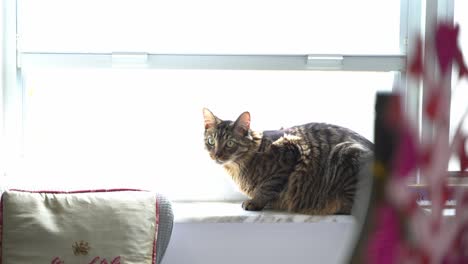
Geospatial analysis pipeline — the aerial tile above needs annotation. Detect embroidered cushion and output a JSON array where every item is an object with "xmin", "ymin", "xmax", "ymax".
[{"xmin": 0, "ymin": 189, "xmax": 160, "ymax": 264}]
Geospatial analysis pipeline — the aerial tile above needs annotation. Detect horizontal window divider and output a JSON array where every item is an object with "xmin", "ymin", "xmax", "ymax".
[{"xmin": 19, "ymin": 52, "xmax": 406, "ymax": 72}]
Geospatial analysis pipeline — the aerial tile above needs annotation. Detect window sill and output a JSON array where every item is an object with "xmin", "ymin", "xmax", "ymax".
[
  {"xmin": 166, "ymin": 202, "xmax": 358, "ymax": 264},
  {"xmin": 171, "ymin": 201, "xmax": 357, "ymax": 224}
]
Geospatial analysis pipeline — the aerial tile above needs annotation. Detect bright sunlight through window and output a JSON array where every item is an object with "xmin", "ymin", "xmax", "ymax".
[{"xmin": 6, "ymin": 0, "xmax": 401, "ymax": 200}]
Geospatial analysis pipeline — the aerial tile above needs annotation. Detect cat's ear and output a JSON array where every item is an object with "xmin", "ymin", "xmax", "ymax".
[
  {"xmin": 203, "ymin": 108, "xmax": 220, "ymax": 130},
  {"xmin": 233, "ymin": 111, "xmax": 250, "ymax": 136}
]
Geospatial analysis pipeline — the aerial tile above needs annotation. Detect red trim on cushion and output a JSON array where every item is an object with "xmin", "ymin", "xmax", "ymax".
[
  {"xmin": 152, "ymin": 195, "xmax": 160, "ymax": 264},
  {"xmin": 8, "ymin": 188, "xmax": 147, "ymax": 194}
]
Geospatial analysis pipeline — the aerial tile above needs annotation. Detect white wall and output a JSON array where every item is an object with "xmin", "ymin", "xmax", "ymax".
[{"xmin": 163, "ymin": 222, "xmax": 356, "ymax": 264}]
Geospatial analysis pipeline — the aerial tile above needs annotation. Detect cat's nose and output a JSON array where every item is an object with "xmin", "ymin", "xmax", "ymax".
[{"xmin": 214, "ymin": 152, "xmax": 224, "ymax": 163}]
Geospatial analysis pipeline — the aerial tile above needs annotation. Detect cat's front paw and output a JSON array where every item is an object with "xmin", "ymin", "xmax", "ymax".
[{"xmin": 242, "ymin": 199, "xmax": 264, "ymax": 211}]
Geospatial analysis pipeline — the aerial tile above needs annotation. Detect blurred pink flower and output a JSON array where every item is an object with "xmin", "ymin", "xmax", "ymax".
[
  {"xmin": 394, "ymin": 126, "xmax": 419, "ymax": 178},
  {"xmin": 409, "ymin": 37, "xmax": 424, "ymax": 79},
  {"xmin": 435, "ymin": 23, "xmax": 460, "ymax": 74},
  {"xmin": 435, "ymin": 22, "xmax": 468, "ymax": 79},
  {"xmin": 425, "ymin": 89, "xmax": 443, "ymax": 121},
  {"xmin": 367, "ymin": 205, "xmax": 401, "ymax": 264},
  {"xmin": 457, "ymin": 135, "xmax": 468, "ymax": 171}
]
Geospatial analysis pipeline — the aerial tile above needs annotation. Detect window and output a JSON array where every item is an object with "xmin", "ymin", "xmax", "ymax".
[
  {"xmin": 18, "ymin": 0, "xmax": 401, "ymax": 54},
  {"xmin": 3, "ymin": 0, "xmax": 410, "ymax": 200},
  {"xmin": 14, "ymin": 69, "xmax": 394, "ymax": 200}
]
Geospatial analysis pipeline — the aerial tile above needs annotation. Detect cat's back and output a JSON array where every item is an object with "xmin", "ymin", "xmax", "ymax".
[{"xmin": 274, "ymin": 122, "xmax": 373, "ymax": 150}]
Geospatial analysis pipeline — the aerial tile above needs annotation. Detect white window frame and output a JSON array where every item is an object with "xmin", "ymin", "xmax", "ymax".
[{"xmin": 421, "ymin": 0, "xmax": 454, "ymax": 142}]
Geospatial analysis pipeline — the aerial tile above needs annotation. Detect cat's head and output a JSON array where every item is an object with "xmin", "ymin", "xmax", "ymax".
[{"xmin": 203, "ymin": 108, "xmax": 254, "ymax": 164}]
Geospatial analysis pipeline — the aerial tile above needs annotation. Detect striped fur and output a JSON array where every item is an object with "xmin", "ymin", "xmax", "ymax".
[{"xmin": 203, "ymin": 108, "xmax": 373, "ymax": 215}]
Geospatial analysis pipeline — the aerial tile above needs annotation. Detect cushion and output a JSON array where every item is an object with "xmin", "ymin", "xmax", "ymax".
[{"xmin": 0, "ymin": 189, "xmax": 160, "ymax": 264}]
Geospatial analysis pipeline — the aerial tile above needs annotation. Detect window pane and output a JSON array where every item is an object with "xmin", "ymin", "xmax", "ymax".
[
  {"xmin": 449, "ymin": 0, "xmax": 468, "ymax": 171},
  {"xmin": 18, "ymin": 0, "xmax": 401, "ymax": 54},
  {"xmin": 11, "ymin": 69, "xmax": 393, "ymax": 200}
]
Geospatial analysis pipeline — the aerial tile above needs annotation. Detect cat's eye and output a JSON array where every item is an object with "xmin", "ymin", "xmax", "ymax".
[
  {"xmin": 226, "ymin": 140, "xmax": 235, "ymax": 148},
  {"xmin": 207, "ymin": 136, "xmax": 215, "ymax": 146}
]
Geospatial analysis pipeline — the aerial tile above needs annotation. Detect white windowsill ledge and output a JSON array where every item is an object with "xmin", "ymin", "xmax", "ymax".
[{"xmin": 171, "ymin": 202, "xmax": 357, "ymax": 224}]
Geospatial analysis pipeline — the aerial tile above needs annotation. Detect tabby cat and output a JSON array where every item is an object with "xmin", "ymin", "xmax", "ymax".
[{"xmin": 203, "ymin": 108, "xmax": 373, "ymax": 215}]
